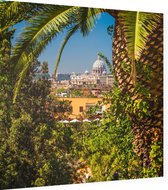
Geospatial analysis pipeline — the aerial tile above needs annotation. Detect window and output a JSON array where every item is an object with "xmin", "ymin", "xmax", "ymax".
[{"xmin": 79, "ymin": 106, "xmax": 83, "ymax": 112}]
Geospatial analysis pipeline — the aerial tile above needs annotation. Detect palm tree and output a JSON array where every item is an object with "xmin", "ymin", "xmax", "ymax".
[
  {"xmin": 108, "ymin": 10, "xmax": 163, "ymax": 173},
  {"xmin": 99, "ymin": 9, "xmax": 163, "ymax": 172},
  {"xmin": 10, "ymin": 3, "xmax": 163, "ymax": 175}
]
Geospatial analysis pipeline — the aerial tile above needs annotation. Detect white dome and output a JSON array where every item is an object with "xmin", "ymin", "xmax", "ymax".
[
  {"xmin": 93, "ymin": 60, "xmax": 106, "ymax": 70},
  {"xmin": 84, "ymin": 70, "xmax": 89, "ymax": 74},
  {"xmin": 71, "ymin": 72, "xmax": 76, "ymax": 75},
  {"xmin": 92, "ymin": 55, "xmax": 106, "ymax": 75}
]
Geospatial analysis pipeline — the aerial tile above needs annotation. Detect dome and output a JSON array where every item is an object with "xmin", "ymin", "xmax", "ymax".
[
  {"xmin": 71, "ymin": 72, "xmax": 76, "ymax": 76},
  {"xmin": 84, "ymin": 70, "xmax": 89, "ymax": 75},
  {"xmin": 92, "ymin": 55, "xmax": 106, "ymax": 75},
  {"xmin": 93, "ymin": 60, "xmax": 106, "ymax": 69}
]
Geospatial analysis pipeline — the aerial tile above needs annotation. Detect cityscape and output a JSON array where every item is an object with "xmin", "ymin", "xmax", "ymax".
[{"xmin": 48, "ymin": 54, "xmax": 113, "ymax": 120}]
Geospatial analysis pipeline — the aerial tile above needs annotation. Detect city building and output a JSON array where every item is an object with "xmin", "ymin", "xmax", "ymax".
[
  {"xmin": 58, "ymin": 97, "xmax": 109, "ymax": 119},
  {"xmin": 70, "ymin": 54, "xmax": 114, "ymax": 87}
]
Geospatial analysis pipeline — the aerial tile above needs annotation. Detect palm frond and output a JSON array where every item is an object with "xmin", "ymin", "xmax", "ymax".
[
  {"xmin": 13, "ymin": 27, "xmax": 60, "ymax": 103},
  {"xmin": 12, "ymin": 6, "xmax": 79, "ymax": 102},
  {"xmin": 54, "ymin": 25, "xmax": 79, "ymax": 77},
  {"xmin": 54, "ymin": 7, "xmax": 102, "ymax": 76},
  {"xmin": 119, "ymin": 11, "xmax": 160, "ymax": 60},
  {"xmin": 12, "ymin": 6, "xmax": 76, "ymax": 70},
  {"xmin": 0, "ymin": 1, "xmax": 9, "ymax": 19},
  {"xmin": 0, "ymin": 2, "xmax": 49, "ymax": 32},
  {"xmin": 118, "ymin": 11, "xmax": 160, "ymax": 85},
  {"xmin": 0, "ymin": 1, "xmax": 23, "ymax": 30},
  {"xmin": 0, "ymin": 1, "xmax": 21, "ymax": 19},
  {"xmin": 77, "ymin": 7, "xmax": 102, "ymax": 36},
  {"xmin": 13, "ymin": 58, "xmax": 30, "ymax": 103}
]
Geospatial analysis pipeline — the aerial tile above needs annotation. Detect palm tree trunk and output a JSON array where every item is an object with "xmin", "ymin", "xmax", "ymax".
[
  {"xmin": 108, "ymin": 10, "xmax": 163, "ymax": 174},
  {"xmin": 133, "ymin": 15, "xmax": 163, "ymax": 174}
]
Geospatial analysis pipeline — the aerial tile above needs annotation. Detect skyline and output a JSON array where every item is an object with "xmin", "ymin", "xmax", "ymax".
[{"xmin": 13, "ymin": 12, "xmax": 115, "ymax": 74}]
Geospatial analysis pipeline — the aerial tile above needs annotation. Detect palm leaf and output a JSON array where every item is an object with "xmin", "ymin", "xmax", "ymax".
[
  {"xmin": 12, "ymin": 6, "xmax": 79, "ymax": 102},
  {"xmin": 119, "ymin": 11, "xmax": 160, "ymax": 85},
  {"xmin": 78, "ymin": 7, "xmax": 102, "ymax": 36},
  {"xmin": 54, "ymin": 8, "xmax": 102, "ymax": 76},
  {"xmin": 0, "ymin": 2, "xmax": 49, "ymax": 32},
  {"xmin": 12, "ymin": 6, "xmax": 76, "ymax": 69},
  {"xmin": 0, "ymin": 1, "xmax": 21, "ymax": 20},
  {"xmin": 0, "ymin": 1, "xmax": 25, "ymax": 30},
  {"xmin": 54, "ymin": 25, "xmax": 79, "ymax": 77},
  {"xmin": 13, "ymin": 27, "xmax": 60, "ymax": 102}
]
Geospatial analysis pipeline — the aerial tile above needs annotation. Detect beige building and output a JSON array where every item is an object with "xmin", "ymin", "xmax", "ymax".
[
  {"xmin": 100, "ymin": 75, "xmax": 114, "ymax": 86},
  {"xmin": 58, "ymin": 97, "xmax": 109, "ymax": 119}
]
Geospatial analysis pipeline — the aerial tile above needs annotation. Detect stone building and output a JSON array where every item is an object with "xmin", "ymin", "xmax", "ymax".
[{"xmin": 70, "ymin": 54, "xmax": 113, "ymax": 87}]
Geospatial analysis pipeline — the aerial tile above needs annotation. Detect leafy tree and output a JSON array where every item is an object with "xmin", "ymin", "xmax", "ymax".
[
  {"xmin": 0, "ymin": 5, "xmax": 54, "ymax": 187},
  {"xmin": 13, "ymin": 60, "xmax": 52, "ymax": 124},
  {"xmin": 41, "ymin": 61, "xmax": 49, "ymax": 74},
  {"xmin": 70, "ymin": 89, "xmax": 83, "ymax": 97},
  {"xmin": 0, "ymin": 60, "xmax": 74, "ymax": 189},
  {"xmin": 32, "ymin": 122, "xmax": 73, "ymax": 186},
  {"xmin": 47, "ymin": 98, "xmax": 72, "ymax": 120}
]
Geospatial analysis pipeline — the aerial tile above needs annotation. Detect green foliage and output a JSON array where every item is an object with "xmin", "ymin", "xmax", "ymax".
[
  {"xmin": 70, "ymin": 89, "xmax": 83, "ymax": 97},
  {"xmin": 121, "ymin": 60, "xmax": 131, "ymax": 73},
  {"xmin": 48, "ymin": 98, "xmax": 72, "ymax": 120},
  {"xmin": 98, "ymin": 52, "xmax": 113, "ymax": 74},
  {"xmin": 0, "ymin": 60, "xmax": 73, "ymax": 189},
  {"xmin": 84, "ymin": 103, "xmax": 102, "ymax": 119},
  {"xmin": 70, "ymin": 83, "xmax": 143, "ymax": 182},
  {"xmin": 142, "ymin": 141, "xmax": 163, "ymax": 177},
  {"xmin": 55, "ymin": 88, "xmax": 66, "ymax": 94},
  {"xmin": 70, "ymin": 61, "xmax": 163, "ymax": 181},
  {"xmin": 32, "ymin": 122, "xmax": 73, "ymax": 186}
]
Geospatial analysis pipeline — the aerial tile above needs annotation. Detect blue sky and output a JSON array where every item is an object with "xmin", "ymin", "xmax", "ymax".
[{"xmin": 13, "ymin": 12, "xmax": 115, "ymax": 74}]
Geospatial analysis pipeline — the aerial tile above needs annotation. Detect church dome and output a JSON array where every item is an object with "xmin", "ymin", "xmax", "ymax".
[
  {"xmin": 92, "ymin": 54, "xmax": 106, "ymax": 75},
  {"xmin": 84, "ymin": 70, "xmax": 89, "ymax": 75}
]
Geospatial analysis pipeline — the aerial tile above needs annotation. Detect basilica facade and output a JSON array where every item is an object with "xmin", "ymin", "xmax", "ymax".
[{"xmin": 70, "ymin": 54, "xmax": 113, "ymax": 86}]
